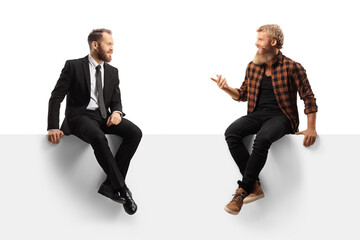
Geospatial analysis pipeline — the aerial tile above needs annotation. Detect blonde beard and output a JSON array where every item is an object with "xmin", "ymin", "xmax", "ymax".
[{"xmin": 253, "ymin": 48, "xmax": 277, "ymax": 65}]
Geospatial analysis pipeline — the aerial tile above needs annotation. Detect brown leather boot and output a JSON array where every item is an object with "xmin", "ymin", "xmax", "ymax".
[
  {"xmin": 224, "ymin": 188, "xmax": 248, "ymax": 215},
  {"xmin": 243, "ymin": 180, "xmax": 264, "ymax": 204}
]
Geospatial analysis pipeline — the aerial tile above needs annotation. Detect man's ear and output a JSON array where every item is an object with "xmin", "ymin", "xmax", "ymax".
[
  {"xmin": 91, "ymin": 41, "xmax": 98, "ymax": 50},
  {"xmin": 271, "ymin": 39, "xmax": 277, "ymax": 47}
]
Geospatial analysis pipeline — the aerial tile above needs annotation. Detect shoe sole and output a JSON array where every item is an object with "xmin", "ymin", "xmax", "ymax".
[
  {"xmin": 243, "ymin": 194, "xmax": 264, "ymax": 204},
  {"xmin": 98, "ymin": 189, "xmax": 126, "ymax": 204},
  {"xmin": 224, "ymin": 206, "xmax": 240, "ymax": 215}
]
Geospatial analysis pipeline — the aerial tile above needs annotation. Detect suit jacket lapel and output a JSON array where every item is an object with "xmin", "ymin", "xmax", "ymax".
[{"xmin": 82, "ymin": 56, "xmax": 91, "ymax": 93}]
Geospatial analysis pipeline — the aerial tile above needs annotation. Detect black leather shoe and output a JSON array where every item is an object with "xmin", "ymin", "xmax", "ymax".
[
  {"xmin": 120, "ymin": 186, "xmax": 137, "ymax": 215},
  {"xmin": 98, "ymin": 183, "xmax": 126, "ymax": 204}
]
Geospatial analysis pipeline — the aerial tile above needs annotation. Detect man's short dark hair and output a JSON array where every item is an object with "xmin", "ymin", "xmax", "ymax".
[{"xmin": 87, "ymin": 28, "xmax": 112, "ymax": 50}]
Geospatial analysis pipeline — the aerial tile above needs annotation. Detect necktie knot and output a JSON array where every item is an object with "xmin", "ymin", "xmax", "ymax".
[{"xmin": 96, "ymin": 65, "xmax": 101, "ymax": 71}]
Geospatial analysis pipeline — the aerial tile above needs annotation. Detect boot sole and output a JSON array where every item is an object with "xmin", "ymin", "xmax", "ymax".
[
  {"xmin": 243, "ymin": 194, "xmax": 264, "ymax": 204},
  {"xmin": 224, "ymin": 206, "xmax": 240, "ymax": 215}
]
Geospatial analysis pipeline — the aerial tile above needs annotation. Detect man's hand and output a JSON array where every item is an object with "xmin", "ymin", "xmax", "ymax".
[
  {"xmin": 48, "ymin": 129, "xmax": 64, "ymax": 144},
  {"xmin": 107, "ymin": 112, "xmax": 122, "ymax": 127},
  {"xmin": 296, "ymin": 128, "xmax": 317, "ymax": 147},
  {"xmin": 210, "ymin": 74, "xmax": 229, "ymax": 90},
  {"xmin": 297, "ymin": 112, "xmax": 317, "ymax": 147},
  {"xmin": 210, "ymin": 74, "xmax": 240, "ymax": 100}
]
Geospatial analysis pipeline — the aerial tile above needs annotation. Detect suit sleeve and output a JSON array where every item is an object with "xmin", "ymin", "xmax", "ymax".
[
  {"xmin": 110, "ymin": 68, "xmax": 125, "ymax": 117},
  {"xmin": 47, "ymin": 61, "xmax": 72, "ymax": 130}
]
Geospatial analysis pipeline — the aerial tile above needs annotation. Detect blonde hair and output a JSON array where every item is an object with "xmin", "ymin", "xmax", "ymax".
[{"xmin": 257, "ymin": 24, "xmax": 284, "ymax": 49}]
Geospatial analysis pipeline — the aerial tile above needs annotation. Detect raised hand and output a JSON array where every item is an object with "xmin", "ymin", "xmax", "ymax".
[{"xmin": 210, "ymin": 74, "xmax": 229, "ymax": 90}]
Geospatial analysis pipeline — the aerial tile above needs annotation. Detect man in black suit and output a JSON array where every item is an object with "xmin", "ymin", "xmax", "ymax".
[{"xmin": 47, "ymin": 28, "xmax": 142, "ymax": 215}]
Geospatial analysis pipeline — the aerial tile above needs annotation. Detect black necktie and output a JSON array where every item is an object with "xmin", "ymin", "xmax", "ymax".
[{"xmin": 96, "ymin": 65, "xmax": 107, "ymax": 119}]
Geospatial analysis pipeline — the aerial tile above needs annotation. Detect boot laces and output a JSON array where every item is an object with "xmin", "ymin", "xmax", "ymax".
[{"xmin": 231, "ymin": 191, "xmax": 246, "ymax": 203}]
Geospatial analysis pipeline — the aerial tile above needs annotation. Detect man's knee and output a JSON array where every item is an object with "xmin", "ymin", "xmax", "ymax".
[
  {"xmin": 91, "ymin": 132, "xmax": 108, "ymax": 145},
  {"xmin": 253, "ymin": 134, "xmax": 272, "ymax": 151},
  {"xmin": 224, "ymin": 124, "xmax": 235, "ymax": 139},
  {"xmin": 126, "ymin": 124, "xmax": 142, "ymax": 143},
  {"xmin": 224, "ymin": 122, "xmax": 245, "ymax": 141},
  {"xmin": 225, "ymin": 125, "xmax": 244, "ymax": 151},
  {"xmin": 133, "ymin": 126, "xmax": 142, "ymax": 142},
  {"xmin": 74, "ymin": 125, "xmax": 107, "ymax": 144}
]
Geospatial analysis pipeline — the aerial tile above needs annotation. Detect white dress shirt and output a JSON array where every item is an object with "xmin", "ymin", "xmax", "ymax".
[
  {"xmin": 86, "ymin": 55, "xmax": 122, "ymax": 117},
  {"xmin": 87, "ymin": 55, "xmax": 105, "ymax": 110}
]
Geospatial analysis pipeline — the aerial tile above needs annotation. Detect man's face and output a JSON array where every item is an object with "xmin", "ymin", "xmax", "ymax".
[
  {"xmin": 253, "ymin": 31, "xmax": 277, "ymax": 65},
  {"xmin": 97, "ymin": 32, "xmax": 114, "ymax": 62},
  {"xmin": 255, "ymin": 31, "xmax": 272, "ymax": 53}
]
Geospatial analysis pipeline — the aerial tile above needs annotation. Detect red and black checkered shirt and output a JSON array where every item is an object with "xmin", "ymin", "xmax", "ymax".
[{"xmin": 236, "ymin": 51, "xmax": 318, "ymax": 132}]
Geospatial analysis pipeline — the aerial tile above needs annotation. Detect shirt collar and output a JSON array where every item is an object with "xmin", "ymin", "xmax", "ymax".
[
  {"xmin": 274, "ymin": 51, "xmax": 284, "ymax": 65},
  {"xmin": 88, "ymin": 54, "xmax": 104, "ymax": 69}
]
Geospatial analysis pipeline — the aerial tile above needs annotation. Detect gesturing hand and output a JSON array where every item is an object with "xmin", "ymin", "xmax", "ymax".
[
  {"xmin": 296, "ymin": 128, "xmax": 317, "ymax": 147},
  {"xmin": 48, "ymin": 129, "xmax": 64, "ymax": 144},
  {"xmin": 210, "ymin": 74, "xmax": 229, "ymax": 90},
  {"xmin": 107, "ymin": 112, "xmax": 122, "ymax": 127}
]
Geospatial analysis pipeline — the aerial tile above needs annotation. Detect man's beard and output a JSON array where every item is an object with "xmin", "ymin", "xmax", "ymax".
[
  {"xmin": 97, "ymin": 46, "xmax": 112, "ymax": 62},
  {"xmin": 253, "ymin": 46, "xmax": 277, "ymax": 65}
]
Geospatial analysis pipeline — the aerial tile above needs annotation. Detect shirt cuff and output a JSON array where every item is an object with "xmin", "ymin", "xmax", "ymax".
[
  {"xmin": 112, "ymin": 111, "xmax": 124, "ymax": 117},
  {"xmin": 232, "ymin": 89, "xmax": 242, "ymax": 101}
]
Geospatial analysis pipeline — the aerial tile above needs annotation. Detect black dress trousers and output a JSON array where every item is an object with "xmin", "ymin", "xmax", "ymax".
[{"xmin": 71, "ymin": 110, "xmax": 142, "ymax": 191}]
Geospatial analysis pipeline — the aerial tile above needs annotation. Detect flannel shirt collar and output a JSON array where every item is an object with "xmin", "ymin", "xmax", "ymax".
[{"xmin": 273, "ymin": 50, "xmax": 284, "ymax": 66}]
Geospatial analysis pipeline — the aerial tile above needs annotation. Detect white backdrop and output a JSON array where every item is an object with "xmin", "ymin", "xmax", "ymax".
[{"xmin": 1, "ymin": 0, "xmax": 359, "ymax": 134}]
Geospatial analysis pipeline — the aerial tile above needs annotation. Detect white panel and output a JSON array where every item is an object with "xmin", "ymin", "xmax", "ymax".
[{"xmin": 0, "ymin": 134, "xmax": 358, "ymax": 239}]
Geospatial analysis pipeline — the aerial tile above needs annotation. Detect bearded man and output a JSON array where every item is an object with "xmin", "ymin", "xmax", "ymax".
[
  {"xmin": 211, "ymin": 24, "xmax": 318, "ymax": 215},
  {"xmin": 47, "ymin": 29, "xmax": 142, "ymax": 215}
]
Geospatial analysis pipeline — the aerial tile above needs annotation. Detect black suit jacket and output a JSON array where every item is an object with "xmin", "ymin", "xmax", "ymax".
[{"xmin": 48, "ymin": 55, "xmax": 124, "ymax": 135}]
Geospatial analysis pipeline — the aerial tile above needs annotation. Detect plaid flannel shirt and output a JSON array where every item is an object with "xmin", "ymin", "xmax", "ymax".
[{"xmin": 236, "ymin": 51, "xmax": 318, "ymax": 133}]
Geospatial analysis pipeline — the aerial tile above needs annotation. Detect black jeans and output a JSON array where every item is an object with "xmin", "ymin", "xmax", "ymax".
[
  {"xmin": 72, "ymin": 110, "xmax": 142, "ymax": 191},
  {"xmin": 224, "ymin": 110, "xmax": 292, "ymax": 193}
]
